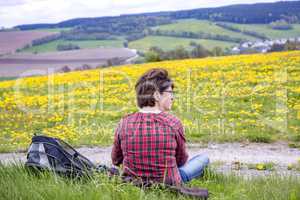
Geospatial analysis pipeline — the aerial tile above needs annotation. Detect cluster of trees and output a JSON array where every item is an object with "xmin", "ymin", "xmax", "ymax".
[
  {"xmin": 106, "ymin": 57, "xmax": 126, "ymax": 67},
  {"xmin": 31, "ymin": 34, "xmax": 61, "ymax": 46},
  {"xmin": 60, "ymin": 31, "xmax": 117, "ymax": 40},
  {"xmin": 56, "ymin": 43, "xmax": 80, "ymax": 51},
  {"xmin": 215, "ymin": 23, "xmax": 268, "ymax": 40},
  {"xmin": 280, "ymin": 15, "xmax": 299, "ymax": 24},
  {"xmin": 170, "ymin": 1, "xmax": 300, "ymax": 24},
  {"xmin": 58, "ymin": 64, "xmax": 94, "ymax": 73},
  {"xmin": 16, "ymin": 16, "xmax": 173, "ymax": 49},
  {"xmin": 143, "ymin": 43, "xmax": 226, "ymax": 62},
  {"xmin": 57, "ymin": 16, "xmax": 172, "ymax": 39},
  {"xmin": 16, "ymin": 33, "xmax": 61, "ymax": 51},
  {"xmin": 269, "ymin": 20, "xmax": 293, "ymax": 30},
  {"xmin": 269, "ymin": 40, "xmax": 300, "ymax": 52},
  {"xmin": 17, "ymin": 16, "xmax": 173, "ymax": 32},
  {"xmin": 125, "ymin": 33, "xmax": 147, "ymax": 42},
  {"xmin": 32, "ymin": 16, "xmax": 172, "ymax": 43},
  {"xmin": 57, "ymin": 57, "xmax": 125, "ymax": 73},
  {"xmin": 148, "ymin": 29, "xmax": 245, "ymax": 43}
]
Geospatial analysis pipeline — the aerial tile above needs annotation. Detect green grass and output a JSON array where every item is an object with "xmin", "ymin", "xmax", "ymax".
[
  {"xmin": 245, "ymin": 131, "xmax": 273, "ymax": 143},
  {"xmin": 225, "ymin": 22, "xmax": 300, "ymax": 39},
  {"xmin": 287, "ymin": 160, "xmax": 300, "ymax": 171},
  {"xmin": 128, "ymin": 36, "xmax": 236, "ymax": 52},
  {"xmin": 0, "ymin": 164, "xmax": 299, "ymax": 200},
  {"xmin": 21, "ymin": 39, "xmax": 125, "ymax": 53},
  {"xmin": 153, "ymin": 19, "xmax": 258, "ymax": 41}
]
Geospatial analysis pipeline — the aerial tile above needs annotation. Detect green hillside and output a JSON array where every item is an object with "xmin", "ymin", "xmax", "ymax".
[
  {"xmin": 153, "ymin": 19, "xmax": 258, "ymax": 41},
  {"xmin": 21, "ymin": 19, "xmax": 300, "ymax": 54},
  {"xmin": 21, "ymin": 39, "xmax": 125, "ymax": 53},
  {"xmin": 224, "ymin": 22, "xmax": 300, "ymax": 39},
  {"xmin": 129, "ymin": 36, "xmax": 235, "ymax": 52}
]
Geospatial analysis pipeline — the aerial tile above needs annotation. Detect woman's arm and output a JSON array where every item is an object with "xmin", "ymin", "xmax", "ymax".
[
  {"xmin": 111, "ymin": 119, "xmax": 124, "ymax": 166},
  {"xmin": 175, "ymin": 122, "xmax": 189, "ymax": 167}
]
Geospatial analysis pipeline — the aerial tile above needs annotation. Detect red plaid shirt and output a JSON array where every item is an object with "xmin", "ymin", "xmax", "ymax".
[{"xmin": 111, "ymin": 111, "xmax": 188, "ymax": 186}]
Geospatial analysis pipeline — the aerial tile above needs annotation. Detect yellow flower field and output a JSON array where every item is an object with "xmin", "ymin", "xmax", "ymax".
[{"xmin": 0, "ymin": 51, "xmax": 299, "ymax": 152}]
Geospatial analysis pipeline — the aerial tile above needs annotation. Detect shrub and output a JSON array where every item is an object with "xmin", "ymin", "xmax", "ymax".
[
  {"xmin": 57, "ymin": 43, "xmax": 80, "ymax": 51},
  {"xmin": 246, "ymin": 132, "xmax": 273, "ymax": 143}
]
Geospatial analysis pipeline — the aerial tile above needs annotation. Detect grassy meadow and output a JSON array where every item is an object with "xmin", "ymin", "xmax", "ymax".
[
  {"xmin": 225, "ymin": 22, "xmax": 300, "ymax": 40},
  {"xmin": 21, "ymin": 39, "xmax": 125, "ymax": 53},
  {"xmin": 0, "ymin": 163, "xmax": 299, "ymax": 200},
  {"xmin": 0, "ymin": 51, "xmax": 299, "ymax": 152},
  {"xmin": 128, "ymin": 36, "xmax": 236, "ymax": 52},
  {"xmin": 152, "ymin": 19, "xmax": 258, "ymax": 41},
  {"xmin": 152, "ymin": 19, "xmax": 300, "ymax": 41}
]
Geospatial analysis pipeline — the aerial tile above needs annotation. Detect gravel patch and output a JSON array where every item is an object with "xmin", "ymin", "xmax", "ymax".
[{"xmin": 1, "ymin": 142, "xmax": 299, "ymax": 177}]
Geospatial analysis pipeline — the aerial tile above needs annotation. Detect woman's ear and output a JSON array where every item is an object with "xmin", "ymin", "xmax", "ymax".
[{"xmin": 153, "ymin": 91, "xmax": 161, "ymax": 102}]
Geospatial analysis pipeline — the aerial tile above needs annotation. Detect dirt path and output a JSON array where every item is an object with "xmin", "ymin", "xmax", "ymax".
[{"xmin": 1, "ymin": 142, "xmax": 299, "ymax": 178}]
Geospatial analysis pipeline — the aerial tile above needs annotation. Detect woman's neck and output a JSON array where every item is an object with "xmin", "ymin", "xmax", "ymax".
[{"xmin": 139, "ymin": 106, "xmax": 162, "ymax": 113}]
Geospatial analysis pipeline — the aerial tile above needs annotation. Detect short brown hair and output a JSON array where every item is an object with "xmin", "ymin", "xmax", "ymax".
[{"xmin": 135, "ymin": 68, "xmax": 174, "ymax": 108}]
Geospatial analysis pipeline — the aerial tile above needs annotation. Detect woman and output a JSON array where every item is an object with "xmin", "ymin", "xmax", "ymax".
[{"xmin": 111, "ymin": 68, "xmax": 209, "ymax": 186}]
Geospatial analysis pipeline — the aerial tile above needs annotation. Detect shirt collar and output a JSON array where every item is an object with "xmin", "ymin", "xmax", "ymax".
[{"xmin": 139, "ymin": 107, "xmax": 162, "ymax": 114}]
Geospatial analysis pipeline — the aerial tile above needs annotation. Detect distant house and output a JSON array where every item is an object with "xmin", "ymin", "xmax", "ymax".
[
  {"xmin": 231, "ymin": 46, "xmax": 240, "ymax": 54},
  {"xmin": 231, "ymin": 37, "xmax": 300, "ymax": 54}
]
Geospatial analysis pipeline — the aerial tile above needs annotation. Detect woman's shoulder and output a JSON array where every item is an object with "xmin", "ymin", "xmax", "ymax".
[
  {"xmin": 119, "ymin": 112, "xmax": 137, "ymax": 121},
  {"xmin": 158, "ymin": 111, "xmax": 183, "ymax": 130},
  {"xmin": 118, "ymin": 111, "xmax": 144, "ymax": 122}
]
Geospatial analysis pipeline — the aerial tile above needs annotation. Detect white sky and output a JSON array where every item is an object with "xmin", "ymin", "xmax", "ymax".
[{"xmin": 0, "ymin": 0, "xmax": 285, "ymax": 28}]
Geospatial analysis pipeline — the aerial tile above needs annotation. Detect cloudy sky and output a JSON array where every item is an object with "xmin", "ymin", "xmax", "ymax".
[{"xmin": 0, "ymin": 0, "xmax": 283, "ymax": 28}]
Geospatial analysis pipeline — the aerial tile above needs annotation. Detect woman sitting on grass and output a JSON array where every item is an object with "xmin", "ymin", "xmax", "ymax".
[{"xmin": 111, "ymin": 68, "xmax": 209, "ymax": 186}]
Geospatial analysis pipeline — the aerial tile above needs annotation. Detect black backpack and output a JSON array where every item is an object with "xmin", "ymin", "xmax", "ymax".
[{"xmin": 25, "ymin": 135, "xmax": 97, "ymax": 178}]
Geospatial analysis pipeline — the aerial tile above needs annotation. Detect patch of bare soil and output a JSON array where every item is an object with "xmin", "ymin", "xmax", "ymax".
[{"xmin": 0, "ymin": 30, "xmax": 56, "ymax": 55}]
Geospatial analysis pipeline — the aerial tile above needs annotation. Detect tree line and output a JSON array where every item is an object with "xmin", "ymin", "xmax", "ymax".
[
  {"xmin": 142, "ymin": 43, "xmax": 227, "ymax": 63},
  {"xmin": 148, "ymin": 28, "xmax": 245, "ymax": 43},
  {"xmin": 269, "ymin": 40, "xmax": 300, "ymax": 52},
  {"xmin": 215, "ymin": 23, "xmax": 269, "ymax": 40}
]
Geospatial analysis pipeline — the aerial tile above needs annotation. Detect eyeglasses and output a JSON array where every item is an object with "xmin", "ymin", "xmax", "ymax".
[{"xmin": 163, "ymin": 90, "xmax": 176, "ymax": 97}]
